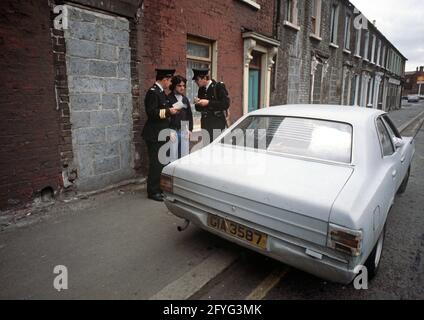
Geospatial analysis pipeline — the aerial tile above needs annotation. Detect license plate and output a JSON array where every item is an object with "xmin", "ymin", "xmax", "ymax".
[{"xmin": 207, "ymin": 215, "xmax": 268, "ymax": 250}]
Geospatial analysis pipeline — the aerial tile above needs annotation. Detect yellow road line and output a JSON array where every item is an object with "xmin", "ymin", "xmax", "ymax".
[{"xmin": 245, "ymin": 266, "xmax": 289, "ymax": 300}]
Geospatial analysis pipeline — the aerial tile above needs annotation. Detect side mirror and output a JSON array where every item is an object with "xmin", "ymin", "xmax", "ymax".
[{"xmin": 394, "ymin": 137, "xmax": 404, "ymax": 149}]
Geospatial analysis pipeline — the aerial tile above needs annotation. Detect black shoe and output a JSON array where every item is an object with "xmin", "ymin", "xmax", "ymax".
[{"xmin": 148, "ymin": 193, "xmax": 164, "ymax": 202}]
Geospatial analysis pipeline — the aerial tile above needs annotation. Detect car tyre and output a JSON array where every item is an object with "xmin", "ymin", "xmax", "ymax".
[
  {"xmin": 397, "ymin": 166, "xmax": 411, "ymax": 195},
  {"xmin": 364, "ymin": 225, "xmax": 386, "ymax": 280}
]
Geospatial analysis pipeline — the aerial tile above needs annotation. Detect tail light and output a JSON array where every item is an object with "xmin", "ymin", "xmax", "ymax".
[
  {"xmin": 327, "ymin": 224, "xmax": 362, "ymax": 257},
  {"xmin": 160, "ymin": 174, "xmax": 173, "ymax": 193}
]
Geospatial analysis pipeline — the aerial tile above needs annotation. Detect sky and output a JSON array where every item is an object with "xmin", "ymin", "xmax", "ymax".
[{"xmin": 350, "ymin": 0, "xmax": 424, "ymax": 72}]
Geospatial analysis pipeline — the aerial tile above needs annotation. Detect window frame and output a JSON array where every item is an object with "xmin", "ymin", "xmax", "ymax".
[
  {"xmin": 363, "ymin": 30, "xmax": 369, "ymax": 61},
  {"xmin": 284, "ymin": 0, "xmax": 299, "ymax": 27},
  {"xmin": 344, "ymin": 14, "xmax": 352, "ymax": 51},
  {"xmin": 354, "ymin": 25, "xmax": 361, "ymax": 56},
  {"xmin": 371, "ymin": 35, "xmax": 376, "ymax": 63},
  {"xmin": 310, "ymin": 0, "xmax": 322, "ymax": 37},
  {"xmin": 186, "ymin": 37, "xmax": 215, "ymax": 131},
  {"xmin": 375, "ymin": 117, "xmax": 395, "ymax": 157},
  {"xmin": 330, "ymin": 4, "xmax": 339, "ymax": 45}
]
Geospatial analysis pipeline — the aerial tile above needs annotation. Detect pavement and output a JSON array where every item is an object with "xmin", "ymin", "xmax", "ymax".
[{"xmin": 0, "ymin": 101, "xmax": 423, "ymax": 300}]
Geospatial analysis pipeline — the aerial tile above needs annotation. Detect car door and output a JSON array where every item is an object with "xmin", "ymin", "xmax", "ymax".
[
  {"xmin": 381, "ymin": 115, "xmax": 408, "ymax": 189},
  {"xmin": 375, "ymin": 117, "xmax": 401, "ymax": 203}
]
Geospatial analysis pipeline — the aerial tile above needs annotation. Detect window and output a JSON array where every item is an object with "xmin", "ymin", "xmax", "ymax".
[
  {"xmin": 371, "ymin": 35, "xmax": 376, "ymax": 63},
  {"xmin": 221, "ymin": 116, "xmax": 353, "ymax": 163},
  {"xmin": 330, "ymin": 4, "xmax": 339, "ymax": 44},
  {"xmin": 351, "ymin": 74, "xmax": 360, "ymax": 106},
  {"xmin": 381, "ymin": 45, "xmax": 386, "ymax": 68},
  {"xmin": 363, "ymin": 31, "xmax": 369, "ymax": 60},
  {"xmin": 311, "ymin": 0, "xmax": 322, "ymax": 36},
  {"xmin": 376, "ymin": 40, "xmax": 382, "ymax": 65},
  {"xmin": 344, "ymin": 14, "xmax": 351, "ymax": 50},
  {"xmin": 376, "ymin": 118, "xmax": 395, "ymax": 156},
  {"xmin": 386, "ymin": 49, "xmax": 391, "ymax": 69},
  {"xmin": 186, "ymin": 37, "xmax": 214, "ymax": 131},
  {"xmin": 382, "ymin": 115, "xmax": 402, "ymax": 139},
  {"xmin": 285, "ymin": 0, "xmax": 298, "ymax": 25},
  {"xmin": 354, "ymin": 27, "xmax": 361, "ymax": 56}
]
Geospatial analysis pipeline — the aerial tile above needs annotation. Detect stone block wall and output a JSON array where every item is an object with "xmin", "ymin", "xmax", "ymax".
[{"xmin": 64, "ymin": 5, "xmax": 135, "ymax": 191}]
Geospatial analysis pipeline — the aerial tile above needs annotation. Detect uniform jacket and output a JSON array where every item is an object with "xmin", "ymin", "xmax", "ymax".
[
  {"xmin": 195, "ymin": 80, "xmax": 230, "ymax": 114},
  {"xmin": 168, "ymin": 93, "xmax": 194, "ymax": 132},
  {"xmin": 142, "ymin": 83, "xmax": 172, "ymax": 142}
]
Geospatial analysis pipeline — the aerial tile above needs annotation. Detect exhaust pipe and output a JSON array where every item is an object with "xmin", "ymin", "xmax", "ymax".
[{"xmin": 177, "ymin": 219, "xmax": 190, "ymax": 232}]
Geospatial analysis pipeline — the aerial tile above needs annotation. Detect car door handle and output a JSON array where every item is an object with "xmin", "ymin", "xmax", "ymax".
[
  {"xmin": 401, "ymin": 156, "xmax": 406, "ymax": 163},
  {"xmin": 392, "ymin": 170, "xmax": 397, "ymax": 178}
]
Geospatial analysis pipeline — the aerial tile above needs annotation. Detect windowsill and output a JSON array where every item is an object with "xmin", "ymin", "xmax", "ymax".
[
  {"xmin": 283, "ymin": 20, "xmax": 300, "ymax": 31},
  {"xmin": 310, "ymin": 33, "xmax": 322, "ymax": 41},
  {"xmin": 353, "ymin": 54, "xmax": 362, "ymax": 59},
  {"xmin": 237, "ymin": 0, "xmax": 261, "ymax": 10},
  {"xmin": 343, "ymin": 49, "xmax": 351, "ymax": 54},
  {"xmin": 329, "ymin": 43, "xmax": 339, "ymax": 49}
]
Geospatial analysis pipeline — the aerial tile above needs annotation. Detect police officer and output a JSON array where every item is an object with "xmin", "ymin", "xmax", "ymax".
[
  {"xmin": 193, "ymin": 69, "xmax": 230, "ymax": 143},
  {"xmin": 142, "ymin": 68, "xmax": 179, "ymax": 202}
]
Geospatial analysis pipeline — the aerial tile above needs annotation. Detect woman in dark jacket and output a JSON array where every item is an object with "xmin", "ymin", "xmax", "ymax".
[{"xmin": 168, "ymin": 75, "xmax": 193, "ymax": 160}]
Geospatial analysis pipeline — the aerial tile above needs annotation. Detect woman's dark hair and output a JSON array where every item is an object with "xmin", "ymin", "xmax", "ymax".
[{"xmin": 169, "ymin": 75, "xmax": 187, "ymax": 92}]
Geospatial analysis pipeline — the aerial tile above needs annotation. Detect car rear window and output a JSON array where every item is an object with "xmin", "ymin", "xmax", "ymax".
[{"xmin": 220, "ymin": 116, "xmax": 353, "ymax": 163}]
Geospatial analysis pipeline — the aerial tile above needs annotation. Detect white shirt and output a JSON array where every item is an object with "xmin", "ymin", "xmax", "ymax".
[
  {"xmin": 155, "ymin": 82, "xmax": 164, "ymax": 92},
  {"xmin": 175, "ymin": 94, "xmax": 183, "ymax": 103},
  {"xmin": 205, "ymin": 80, "xmax": 213, "ymax": 92}
]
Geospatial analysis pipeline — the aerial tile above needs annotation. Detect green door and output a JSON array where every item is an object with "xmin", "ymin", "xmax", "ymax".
[{"xmin": 248, "ymin": 69, "xmax": 260, "ymax": 113}]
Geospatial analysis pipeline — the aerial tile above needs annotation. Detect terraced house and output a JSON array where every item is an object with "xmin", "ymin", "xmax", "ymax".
[
  {"xmin": 0, "ymin": 0, "xmax": 278, "ymax": 210},
  {"xmin": 0, "ymin": 0, "xmax": 406, "ymax": 210},
  {"xmin": 271, "ymin": 0, "xmax": 406, "ymax": 111}
]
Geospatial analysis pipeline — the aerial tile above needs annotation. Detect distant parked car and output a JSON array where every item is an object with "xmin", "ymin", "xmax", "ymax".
[
  {"xmin": 162, "ymin": 105, "xmax": 415, "ymax": 284},
  {"xmin": 408, "ymin": 94, "xmax": 420, "ymax": 103}
]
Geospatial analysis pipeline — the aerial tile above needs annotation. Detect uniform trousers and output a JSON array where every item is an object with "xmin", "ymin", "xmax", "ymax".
[{"xmin": 146, "ymin": 140, "xmax": 166, "ymax": 196}]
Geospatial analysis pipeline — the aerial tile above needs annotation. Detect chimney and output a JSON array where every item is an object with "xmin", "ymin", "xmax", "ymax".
[
  {"xmin": 420, "ymin": 66, "xmax": 424, "ymax": 72},
  {"xmin": 417, "ymin": 67, "xmax": 420, "ymax": 72}
]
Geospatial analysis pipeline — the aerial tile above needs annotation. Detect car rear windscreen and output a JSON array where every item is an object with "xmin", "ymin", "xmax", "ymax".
[{"xmin": 220, "ymin": 116, "xmax": 353, "ymax": 163}]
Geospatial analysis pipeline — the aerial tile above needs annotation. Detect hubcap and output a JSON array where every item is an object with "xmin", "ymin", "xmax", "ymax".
[{"xmin": 374, "ymin": 231, "xmax": 384, "ymax": 268}]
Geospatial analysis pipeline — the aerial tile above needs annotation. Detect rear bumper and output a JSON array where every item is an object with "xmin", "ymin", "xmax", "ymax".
[{"xmin": 164, "ymin": 195, "xmax": 358, "ymax": 285}]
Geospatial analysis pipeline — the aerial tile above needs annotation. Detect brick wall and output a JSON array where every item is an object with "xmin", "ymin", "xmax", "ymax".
[{"xmin": 0, "ymin": 0, "xmax": 62, "ymax": 210}]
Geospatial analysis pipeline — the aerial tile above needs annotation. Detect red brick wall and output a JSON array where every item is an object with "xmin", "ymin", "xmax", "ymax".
[
  {"xmin": 0, "ymin": 0, "xmax": 62, "ymax": 209},
  {"xmin": 137, "ymin": 0, "xmax": 275, "ymax": 173}
]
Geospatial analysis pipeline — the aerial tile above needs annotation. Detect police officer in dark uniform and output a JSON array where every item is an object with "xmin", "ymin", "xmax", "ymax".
[
  {"xmin": 193, "ymin": 69, "xmax": 230, "ymax": 143},
  {"xmin": 142, "ymin": 68, "xmax": 178, "ymax": 202}
]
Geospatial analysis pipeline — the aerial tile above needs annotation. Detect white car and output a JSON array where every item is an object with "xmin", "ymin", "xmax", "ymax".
[
  {"xmin": 161, "ymin": 105, "xmax": 415, "ymax": 284},
  {"xmin": 408, "ymin": 95, "xmax": 420, "ymax": 103}
]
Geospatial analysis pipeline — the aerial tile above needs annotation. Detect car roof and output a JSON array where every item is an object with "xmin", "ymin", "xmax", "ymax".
[{"xmin": 251, "ymin": 104, "xmax": 386, "ymax": 125}]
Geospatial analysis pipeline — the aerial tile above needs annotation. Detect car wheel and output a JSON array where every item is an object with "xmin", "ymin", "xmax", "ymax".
[
  {"xmin": 397, "ymin": 166, "xmax": 411, "ymax": 194},
  {"xmin": 365, "ymin": 225, "xmax": 386, "ymax": 280}
]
